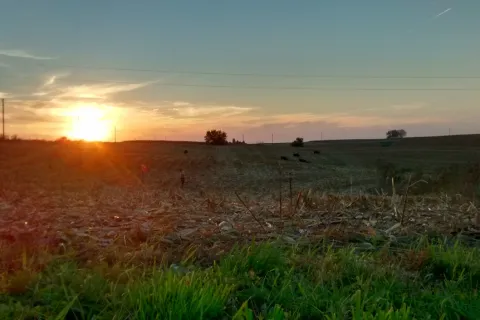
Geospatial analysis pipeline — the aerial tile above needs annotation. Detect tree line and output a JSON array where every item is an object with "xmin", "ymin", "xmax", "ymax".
[{"xmin": 204, "ymin": 129, "xmax": 407, "ymax": 145}]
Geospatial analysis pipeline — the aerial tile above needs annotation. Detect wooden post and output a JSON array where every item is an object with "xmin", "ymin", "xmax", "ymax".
[
  {"xmin": 1, "ymin": 98, "xmax": 4, "ymax": 140},
  {"xmin": 289, "ymin": 173, "xmax": 293, "ymax": 214}
]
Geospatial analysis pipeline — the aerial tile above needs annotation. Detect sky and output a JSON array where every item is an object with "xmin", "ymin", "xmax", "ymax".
[{"xmin": 0, "ymin": 0, "xmax": 479, "ymax": 142}]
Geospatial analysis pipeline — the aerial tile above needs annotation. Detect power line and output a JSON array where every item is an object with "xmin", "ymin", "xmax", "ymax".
[
  {"xmin": 6, "ymin": 77, "xmax": 480, "ymax": 92},
  {"xmin": 122, "ymin": 83, "xmax": 480, "ymax": 91},
  {"xmin": 35, "ymin": 63, "xmax": 480, "ymax": 79}
]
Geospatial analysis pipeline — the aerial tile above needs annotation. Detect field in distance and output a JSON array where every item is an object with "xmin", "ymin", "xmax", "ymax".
[
  {"xmin": 0, "ymin": 134, "xmax": 479, "ymax": 267},
  {"xmin": 3, "ymin": 133, "xmax": 479, "ymax": 194},
  {"xmin": 1, "ymin": 134, "xmax": 480, "ymax": 317}
]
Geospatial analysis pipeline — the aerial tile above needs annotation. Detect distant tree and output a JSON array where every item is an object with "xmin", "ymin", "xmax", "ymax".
[
  {"xmin": 386, "ymin": 129, "xmax": 407, "ymax": 139},
  {"xmin": 291, "ymin": 137, "xmax": 304, "ymax": 147},
  {"xmin": 205, "ymin": 129, "xmax": 228, "ymax": 145},
  {"xmin": 231, "ymin": 138, "xmax": 246, "ymax": 145},
  {"xmin": 56, "ymin": 136, "xmax": 69, "ymax": 143}
]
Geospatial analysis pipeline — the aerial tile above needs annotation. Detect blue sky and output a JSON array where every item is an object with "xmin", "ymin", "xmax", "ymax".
[{"xmin": 0, "ymin": 0, "xmax": 479, "ymax": 141}]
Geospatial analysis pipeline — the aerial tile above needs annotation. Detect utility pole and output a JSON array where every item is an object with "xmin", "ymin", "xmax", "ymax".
[
  {"xmin": 271, "ymin": 133, "xmax": 274, "ymax": 144},
  {"xmin": 242, "ymin": 134, "xmax": 244, "ymax": 143},
  {"xmin": 1, "ymin": 99, "xmax": 4, "ymax": 140}
]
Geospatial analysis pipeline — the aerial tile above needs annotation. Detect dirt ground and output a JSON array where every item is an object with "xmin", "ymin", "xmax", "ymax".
[{"xmin": 0, "ymin": 137, "xmax": 479, "ymax": 270}]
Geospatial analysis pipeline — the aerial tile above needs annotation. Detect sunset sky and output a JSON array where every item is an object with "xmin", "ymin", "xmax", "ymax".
[{"xmin": 0, "ymin": 0, "xmax": 479, "ymax": 142}]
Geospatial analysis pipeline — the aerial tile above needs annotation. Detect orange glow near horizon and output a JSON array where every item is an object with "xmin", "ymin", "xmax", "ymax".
[{"xmin": 66, "ymin": 106, "xmax": 113, "ymax": 141}]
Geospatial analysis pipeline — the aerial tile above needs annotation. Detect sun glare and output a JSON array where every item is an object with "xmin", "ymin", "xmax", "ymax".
[{"xmin": 67, "ymin": 106, "xmax": 113, "ymax": 141}]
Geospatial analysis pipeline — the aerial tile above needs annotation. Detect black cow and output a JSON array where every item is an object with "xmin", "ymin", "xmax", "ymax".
[
  {"xmin": 299, "ymin": 158, "xmax": 309, "ymax": 163},
  {"xmin": 313, "ymin": 150, "xmax": 320, "ymax": 154},
  {"xmin": 184, "ymin": 150, "xmax": 188, "ymax": 154},
  {"xmin": 280, "ymin": 156, "xmax": 289, "ymax": 161},
  {"xmin": 293, "ymin": 153, "xmax": 300, "ymax": 157}
]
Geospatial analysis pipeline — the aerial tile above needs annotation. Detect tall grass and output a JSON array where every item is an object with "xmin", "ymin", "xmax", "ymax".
[{"xmin": 1, "ymin": 239, "xmax": 479, "ymax": 319}]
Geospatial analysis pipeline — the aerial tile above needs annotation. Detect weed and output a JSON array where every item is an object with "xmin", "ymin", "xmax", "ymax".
[{"xmin": 1, "ymin": 240, "xmax": 479, "ymax": 319}]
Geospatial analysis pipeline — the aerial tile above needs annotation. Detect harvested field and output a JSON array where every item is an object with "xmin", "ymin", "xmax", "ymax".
[
  {"xmin": 1, "ymin": 137, "xmax": 480, "ymax": 318},
  {"xmin": 1, "ymin": 137, "xmax": 479, "ymax": 272}
]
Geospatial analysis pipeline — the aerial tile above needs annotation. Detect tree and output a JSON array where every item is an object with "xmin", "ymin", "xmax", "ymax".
[
  {"xmin": 291, "ymin": 137, "xmax": 304, "ymax": 147},
  {"xmin": 204, "ymin": 129, "xmax": 228, "ymax": 145},
  {"xmin": 386, "ymin": 129, "xmax": 407, "ymax": 139},
  {"xmin": 56, "ymin": 136, "xmax": 69, "ymax": 143},
  {"xmin": 231, "ymin": 138, "xmax": 246, "ymax": 145}
]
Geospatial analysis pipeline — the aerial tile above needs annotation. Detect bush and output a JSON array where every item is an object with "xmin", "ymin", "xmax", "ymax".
[
  {"xmin": 55, "ymin": 136, "xmax": 69, "ymax": 143},
  {"xmin": 386, "ymin": 129, "xmax": 406, "ymax": 139},
  {"xmin": 204, "ymin": 130, "xmax": 228, "ymax": 145},
  {"xmin": 291, "ymin": 137, "xmax": 304, "ymax": 147},
  {"xmin": 0, "ymin": 134, "xmax": 21, "ymax": 141},
  {"xmin": 231, "ymin": 138, "xmax": 246, "ymax": 145}
]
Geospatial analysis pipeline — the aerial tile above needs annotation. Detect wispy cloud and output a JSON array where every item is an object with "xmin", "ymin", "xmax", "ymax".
[
  {"xmin": 390, "ymin": 102, "xmax": 426, "ymax": 111},
  {"xmin": 172, "ymin": 101, "xmax": 192, "ymax": 107},
  {"xmin": 0, "ymin": 92, "xmax": 9, "ymax": 99},
  {"xmin": 32, "ymin": 92, "xmax": 50, "ymax": 97},
  {"xmin": 113, "ymin": 98, "xmax": 449, "ymax": 133},
  {"xmin": 5, "ymin": 94, "xmax": 455, "ymax": 141},
  {"xmin": 30, "ymin": 73, "xmax": 71, "ymax": 97},
  {"xmin": 168, "ymin": 104, "xmax": 254, "ymax": 118},
  {"xmin": 143, "ymin": 102, "xmax": 448, "ymax": 132},
  {"xmin": 236, "ymin": 113, "xmax": 391, "ymax": 129},
  {"xmin": 0, "ymin": 62, "xmax": 9, "ymax": 68},
  {"xmin": 433, "ymin": 8, "xmax": 452, "ymax": 19},
  {"xmin": 53, "ymin": 80, "xmax": 156, "ymax": 100},
  {"xmin": 3, "ymin": 100, "xmax": 64, "ymax": 135},
  {"xmin": 0, "ymin": 49, "xmax": 56, "ymax": 60},
  {"xmin": 43, "ymin": 72, "xmax": 70, "ymax": 87},
  {"xmin": 44, "ymin": 76, "xmax": 57, "ymax": 87},
  {"xmin": 130, "ymin": 107, "xmax": 455, "ymax": 142}
]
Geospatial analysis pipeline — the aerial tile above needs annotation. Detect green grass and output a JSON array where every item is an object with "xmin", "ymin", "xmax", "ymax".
[{"xmin": 1, "ymin": 239, "xmax": 480, "ymax": 319}]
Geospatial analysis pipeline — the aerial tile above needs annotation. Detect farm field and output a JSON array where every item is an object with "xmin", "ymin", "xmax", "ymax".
[{"xmin": 1, "ymin": 135, "xmax": 480, "ymax": 318}]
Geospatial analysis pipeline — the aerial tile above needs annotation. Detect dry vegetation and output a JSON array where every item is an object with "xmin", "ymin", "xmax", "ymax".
[
  {"xmin": 1, "ymin": 136, "xmax": 480, "ymax": 317},
  {"xmin": 1, "ymin": 136, "xmax": 479, "ymax": 272}
]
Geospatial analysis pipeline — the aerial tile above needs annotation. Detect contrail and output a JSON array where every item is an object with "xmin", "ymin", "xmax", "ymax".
[
  {"xmin": 433, "ymin": 8, "xmax": 451, "ymax": 19},
  {"xmin": 407, "ymin": 7, "xmax": 452, "ymax": 33}
]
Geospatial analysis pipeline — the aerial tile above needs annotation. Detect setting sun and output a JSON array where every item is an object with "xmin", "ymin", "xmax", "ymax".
[{"xmin": 67, "ymin": 106, "xmax": 113, "ymax": 141}]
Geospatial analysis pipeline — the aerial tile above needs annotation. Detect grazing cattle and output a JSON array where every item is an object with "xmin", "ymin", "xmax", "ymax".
[
  {"xmin": 184, "ymin": 150, "xmax": 188, "ymax": 154},
  {"xmin": 313, "ymin": 150, "xmax": 320, "ymax": 154},
  {"xmin": 280, "ymin": 156, "xmax": 289, "ymax": 161},
  {"xmin": 293, "ymin": 153, "xmax": 300, "ymax": 157},
  {"xmin": 299, "ymin": 158, "xmax": 309, "ymax": 163}
]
